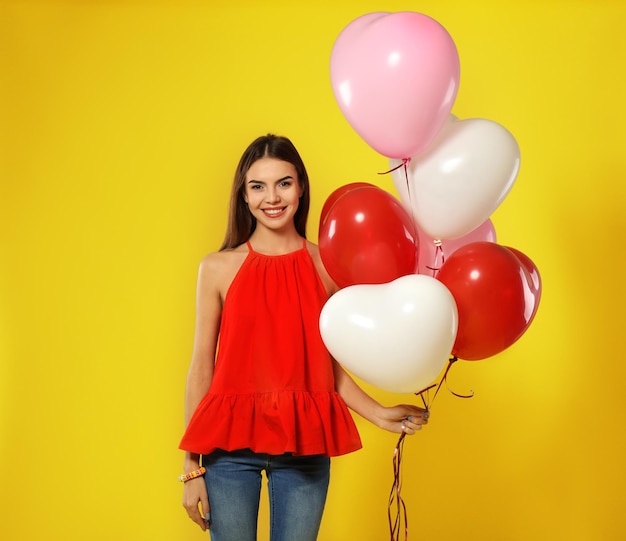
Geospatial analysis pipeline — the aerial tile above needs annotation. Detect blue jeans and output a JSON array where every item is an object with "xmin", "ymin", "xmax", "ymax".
[{"xmin": 202, "ymin": 449, "xmax": 331, "ymax": 541}]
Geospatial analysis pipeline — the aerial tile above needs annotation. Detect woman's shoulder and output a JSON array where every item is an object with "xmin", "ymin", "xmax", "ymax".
[
  {"xmin": 305, "ymin": 239, "xmax": 319, "ymax": 254},
  {"xmin": 198, "ymin": 246, "xmax": 248, "ymax": 281},
  {"xmin": 304, "ymin": 239, "xmax": 322, "ymax": 264},
  {"xmin": 305, "ymin": 240, "xmax": 339, "ymax": 296},
  {"xmin": 202, "ymin": 244, "xmax": 247, "ymax": 261}
]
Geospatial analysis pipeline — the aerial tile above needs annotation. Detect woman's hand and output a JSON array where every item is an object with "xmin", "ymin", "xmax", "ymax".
[
  {"xmin": 376, "ymin": 404, "xmax": 430, "ymax": 435},
  {"xmin": 182, "ymin": 477, "xmax": 210, "ymax": 531},
  {"xmin": 332, "ymin": 361, "xmax": 430, "ymax": 436}
]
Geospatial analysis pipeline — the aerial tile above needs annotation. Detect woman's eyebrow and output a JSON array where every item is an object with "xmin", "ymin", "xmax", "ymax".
[{"xmin": 247, "ymin": 175, "xmax": 293, "ymax": 184}]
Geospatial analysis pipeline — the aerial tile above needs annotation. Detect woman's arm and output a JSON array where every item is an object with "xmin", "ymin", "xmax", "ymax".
[
  {"xmin": 184, "ymin": 255, "xmax": 223, "ymax": 435},
  {"xmin": 182, "ymin": 254, "xmax": 223, "ymax": 531},
  {"xmin": 332, "ymin": 360, "xmax": 429, "ymax": 435}
]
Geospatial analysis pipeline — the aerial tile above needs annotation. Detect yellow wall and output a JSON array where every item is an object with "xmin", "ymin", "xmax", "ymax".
[{"xmin": 1, "ymin": 0, "xmax": 624, "ymax": 539}]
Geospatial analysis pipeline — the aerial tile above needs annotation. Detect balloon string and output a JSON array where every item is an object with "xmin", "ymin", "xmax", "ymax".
[
  {"xmin": 400, "ymin": 160, "xmax": 420, "ymax": 259},
  {"xmin": 386, "ymin": 357, "xmax": 473, "ymax": 541},
  {"xmin": 379, "ymin": 159, "xmax": 420, "ymax": 264},
  {"xmin": 377, "ymin": 159, "xmax": 420, "ymax": 269},
  {"xmin": 388, "ymin": 432, "xmax": 408, "ymax": 541},
  {"xmin": 417, "ymin": 356, "xmax": 474, "ymax": 411},
  {"xmin": 377, "ymin": 160, "xmax": 414, "ymax": 247},
  {"xmin": 377, "ymin": 157, "xmax": 410, "ymax": 175},
  {"xmin": 425, "ymin": 240, "xmax": 444, "ymax": 277}
]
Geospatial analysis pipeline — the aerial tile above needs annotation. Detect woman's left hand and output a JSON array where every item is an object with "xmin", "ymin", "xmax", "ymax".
[{"xmin": 377, "ymin": 404, "xmax": 430, "ymax": 435}]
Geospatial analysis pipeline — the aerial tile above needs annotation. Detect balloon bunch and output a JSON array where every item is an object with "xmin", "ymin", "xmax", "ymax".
[
  {"xmin": 321, "ymin": 10, "xmax": 541, "ymax": 392},
  {"xmin": 320, "ymin": 12, "xmax": 542, "ymax": 540}
]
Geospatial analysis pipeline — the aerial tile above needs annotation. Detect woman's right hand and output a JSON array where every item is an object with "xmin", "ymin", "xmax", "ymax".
[{"xmin": 182, "ymin": 477, "xmax": 210, "ymax": 531}]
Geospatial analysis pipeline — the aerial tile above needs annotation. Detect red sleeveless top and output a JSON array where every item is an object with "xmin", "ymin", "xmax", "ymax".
[{"xmin": 179, "ymin": 239, "xmax": 362, "ymax": 457}]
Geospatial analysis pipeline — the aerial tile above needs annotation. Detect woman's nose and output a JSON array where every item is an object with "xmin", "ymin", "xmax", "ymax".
[{"xmin": 266, "ymin": 189, "xmax": 280, "ymax": 203}]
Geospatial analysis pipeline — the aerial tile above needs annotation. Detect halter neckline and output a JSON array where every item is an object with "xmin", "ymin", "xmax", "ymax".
[{"xmin": 245, "ymin": 237, "xmax": 307, "ymax": 256}]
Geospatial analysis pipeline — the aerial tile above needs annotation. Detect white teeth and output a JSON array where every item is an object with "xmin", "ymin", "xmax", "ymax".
[{"xmin": 264, "ymin": 209, "xmax": 283, "ymax": 215}]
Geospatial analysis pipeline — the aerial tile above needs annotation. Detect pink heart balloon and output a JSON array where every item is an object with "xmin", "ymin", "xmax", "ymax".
[{"xmin": 330, "ymin": 12, "xmax": 460, "ymax": 159}]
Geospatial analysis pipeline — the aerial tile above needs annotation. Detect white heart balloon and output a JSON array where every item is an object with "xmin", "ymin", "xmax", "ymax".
[
  {"xmin": 319, "ymin": 274, "xmax": 458, "ymax": 394},
  {"xmin": 391, "ymin": 117, "xmax": 520, "ymax": 240}
]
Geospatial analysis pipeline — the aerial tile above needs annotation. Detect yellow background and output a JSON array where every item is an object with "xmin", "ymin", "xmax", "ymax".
[{"xmin": 1, "ymin": 0, "xmax": 624, "ymax": 540}]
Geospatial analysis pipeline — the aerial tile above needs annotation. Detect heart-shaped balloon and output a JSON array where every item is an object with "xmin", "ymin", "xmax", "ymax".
[
  {"xmin": 319, "ymin": 274, "xmax": 458, "ymax": 394},
  {"xmin": 391, "ymin": 118, "xmax": 520, "ymax": 240},
  {"xmin": 436, "ymin": 242, "xmax": 541, "ymax": 360},
  {"xmin": 319, "ymin": 182, "xmax": 375, "ymax": 229},
  {"xmin": 330, "ymin": 12, "xmax": 460, "ymax": 159},
  {"xmin": 506, "ymin": 246, "xmax": 542, "ymax": 298},
  {"xmin": 319, "ymin": 185, "xmax": 418, "ymax": 288}
]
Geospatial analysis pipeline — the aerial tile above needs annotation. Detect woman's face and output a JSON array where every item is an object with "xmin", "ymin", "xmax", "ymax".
[{"xmin": 244, "ymin": 157, "xmax": 303, "ymax": 231}]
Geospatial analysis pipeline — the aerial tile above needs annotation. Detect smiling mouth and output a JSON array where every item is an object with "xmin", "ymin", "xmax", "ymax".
[{"xmin": 263, "ymin": 207, "xmax": 287, "ymax": 216}]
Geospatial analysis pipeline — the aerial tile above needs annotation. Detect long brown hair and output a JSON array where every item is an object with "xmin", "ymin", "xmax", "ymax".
[{"xmin": 219, "ymin": 134, "xmax": 310, "ymax": 251}]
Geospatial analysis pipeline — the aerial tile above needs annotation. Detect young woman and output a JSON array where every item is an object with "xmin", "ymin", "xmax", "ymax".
[{"xmin": 179, "ymin": 134, "xmax": 429, "ymax": 540}]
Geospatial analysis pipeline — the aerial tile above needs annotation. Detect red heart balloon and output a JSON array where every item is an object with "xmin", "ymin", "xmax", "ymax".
[
  {"xmin": 506, "ymin": 246, "xmax": 542, "ymax": 300},
  {"xmin": 436, "ymin": 242, "xmax": 541, "ymax": 360},
  {"xmin": 319, "ymin": 185, "xmax": 418, "ymax": 288},
  {"xmin": 319, "ymin": 182, "xmax": 375, "ymax": 231}
]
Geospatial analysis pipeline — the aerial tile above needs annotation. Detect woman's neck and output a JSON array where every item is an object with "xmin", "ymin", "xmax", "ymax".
[{"xmin": 248, "ymin": 228, "xmax": 304, "ymax": 255}]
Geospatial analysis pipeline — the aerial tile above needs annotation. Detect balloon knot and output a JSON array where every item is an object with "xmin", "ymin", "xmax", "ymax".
[{"xmin": 377, "ymin": 158, "xmax": 410, "ymax": 175}]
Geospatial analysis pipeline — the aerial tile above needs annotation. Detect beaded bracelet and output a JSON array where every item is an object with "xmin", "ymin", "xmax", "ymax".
[{"xmin": 178, "ymin": 467, "xmax": 206, "ymax": 483}]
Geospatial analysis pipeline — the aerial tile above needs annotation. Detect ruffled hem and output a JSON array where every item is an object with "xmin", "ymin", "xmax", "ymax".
[{"xmin": 179, "ymin": 390, "xmax": 362, "ymax": 457}]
